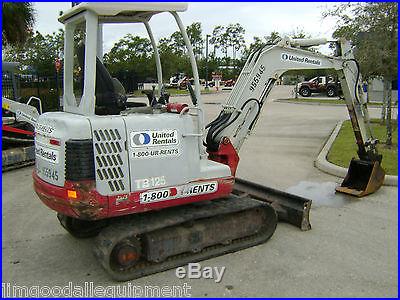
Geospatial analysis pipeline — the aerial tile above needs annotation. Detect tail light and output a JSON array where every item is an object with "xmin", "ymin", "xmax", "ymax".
[{"xmin": 50, "ymin": 138, "xmax": 60, "ymax": 146}]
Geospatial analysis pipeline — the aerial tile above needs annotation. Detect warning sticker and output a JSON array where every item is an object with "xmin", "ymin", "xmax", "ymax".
[{"xmin": 140, "ymin": 181, "xmax": 218, "ymax": 204}]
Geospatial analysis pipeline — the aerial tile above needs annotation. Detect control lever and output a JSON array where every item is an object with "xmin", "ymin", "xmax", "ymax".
[
  {"xmin": 158, "ymin": 89, "xmax": 170, "ymax": 105},
  {"xmin": 141, "ymin": 85, "xmax": 158, "ymax": 107},
  {"xmin": 187, "ymin": 83, "xmax": 198, "ymax": 106}
]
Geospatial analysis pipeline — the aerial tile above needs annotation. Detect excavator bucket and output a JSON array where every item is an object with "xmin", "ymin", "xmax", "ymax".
[{"xmin": 336, "ymin": 158, "xmax": 385, "ymax": 197}]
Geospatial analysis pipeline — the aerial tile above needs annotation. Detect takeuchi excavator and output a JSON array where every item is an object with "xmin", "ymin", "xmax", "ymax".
[{"xmin": 31, "ymin": 3, "xmax": 385, "ymax": 281}]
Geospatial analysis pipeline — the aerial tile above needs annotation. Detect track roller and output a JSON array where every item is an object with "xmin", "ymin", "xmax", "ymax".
[
  {"xmin": 57, "ymin": 213, "xmax": 109, "ymax": 238},
  {"xmin": 93, "ymin": 196, "xmax": 277, "ymax": 281}
]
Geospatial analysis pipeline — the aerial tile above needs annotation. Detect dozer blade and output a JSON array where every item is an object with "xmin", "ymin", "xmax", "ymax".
[
  {"xmin": 233, "ymin": 178, "xmax": 312, "ymax": 231},
  {"xmin": 336, "ymin": 158, "xmax": 385, "ymax": 197}
]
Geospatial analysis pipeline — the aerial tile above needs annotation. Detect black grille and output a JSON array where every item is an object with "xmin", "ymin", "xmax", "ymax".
[
  {"xmin": 65, "ymin": 139, "xmax": 95, "ymax": 181},
  {"xmin": 93, "ymin": 128, "xmax": 126, "ymax": 192}
]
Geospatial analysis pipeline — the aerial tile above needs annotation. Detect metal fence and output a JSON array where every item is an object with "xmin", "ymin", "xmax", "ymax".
[
  {"xmin": 3, "ymin": 67, "xmax": 153, "ymax": 110},
  {"xmin": 2, "ymin": 71, "xmax": 62, "ymax": 112},
  {"xmin": 2, "ymin": 70, "xmax": 20, "ymax": 100}
]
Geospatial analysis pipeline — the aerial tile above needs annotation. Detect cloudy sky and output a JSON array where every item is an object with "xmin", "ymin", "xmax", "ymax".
[{"xmin": 33, "ymin": 2, "xmax": 341, "ymax": 54}]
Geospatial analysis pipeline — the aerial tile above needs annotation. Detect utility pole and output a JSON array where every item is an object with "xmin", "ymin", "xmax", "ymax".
[{"xmin": 205, "ymin": 34, "xmax": 211, "ymax": 90}]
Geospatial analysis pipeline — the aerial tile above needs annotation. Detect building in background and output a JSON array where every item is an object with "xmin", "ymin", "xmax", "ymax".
[{"xmin": 368, "ymin": 78, "xmax": 398, "ymax": 103}]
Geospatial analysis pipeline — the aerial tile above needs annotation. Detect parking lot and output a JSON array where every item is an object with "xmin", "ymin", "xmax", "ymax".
[{"xmin": 2, "ymin": 87, "xmax": 397, "ymax": 297}]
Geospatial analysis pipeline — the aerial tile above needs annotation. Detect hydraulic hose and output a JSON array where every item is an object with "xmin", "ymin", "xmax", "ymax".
[{"xmin": 205, "ymin": 99, "xmax": 261, "ymax": 152}]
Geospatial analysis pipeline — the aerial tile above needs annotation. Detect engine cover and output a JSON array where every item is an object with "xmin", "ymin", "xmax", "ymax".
[{"xmin": 34, "ymin": 110, "xmax": 232, "ymax": 219}]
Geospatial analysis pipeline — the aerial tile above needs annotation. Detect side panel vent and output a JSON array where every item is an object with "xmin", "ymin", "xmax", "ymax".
[
  {"xmin": 65, "ymin": 139, "xmax": 95, "ymax": 181},
  {"xmin": 90, "ymin": 118, "xmax": 130, "ymax": 196}
]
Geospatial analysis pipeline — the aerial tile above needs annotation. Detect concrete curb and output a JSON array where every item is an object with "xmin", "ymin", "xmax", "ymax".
[
  {"xmin": 275, "ymin": 99, "xmax": 346, "ymax": 106},
  {"xmin": 315, "ymin": 121, "xmax": 398, "ymax": 186},
  {"xmin": 274, "ymin": 99, "xmax": 385, "ymax": 108},
  {"xmin": 127, "ymin": 90, "xmax": 230, "ymax": 99}
]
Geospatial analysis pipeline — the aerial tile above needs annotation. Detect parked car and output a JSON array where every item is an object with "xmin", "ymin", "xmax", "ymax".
[
  {"xmin": 169, "ymin": 72, "xmax": 185, "ymax": 88},
  {"xmin": 207, "ymin": 81, "xmax": 215, "ymax": 87},
  {"xmin": 223, "ymin": 79, "xmax": 236, "ymax": 87},
  {"xmin": 178, "ymin": 76, "xmax": 195, "ymax": 90},
  {"xmin": 297, "ymin": 76, "xmax": 341, "ymax": 97}
]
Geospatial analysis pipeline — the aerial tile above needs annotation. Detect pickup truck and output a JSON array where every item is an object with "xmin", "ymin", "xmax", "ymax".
[{"xmin": 297, "ymin": 76, "xmax": 341, "ymax": 97}]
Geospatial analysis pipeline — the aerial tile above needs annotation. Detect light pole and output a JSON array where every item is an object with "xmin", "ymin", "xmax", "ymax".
[{"xmin": 205, "ymin": 34, "xmax": 211, "ymax": 90}]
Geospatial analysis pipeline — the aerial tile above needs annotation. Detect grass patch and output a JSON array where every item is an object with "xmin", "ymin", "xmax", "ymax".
[
  {"xmin": 281, "ymin": 98, "xmax": 383, "ymax": 106},
  {"xmin": 327, "ymin": 119, "xmax": 398, "ymax": 175},
  {"xmin": 130, "ymin": 88, "xmax": 216, "ymax": 97}
]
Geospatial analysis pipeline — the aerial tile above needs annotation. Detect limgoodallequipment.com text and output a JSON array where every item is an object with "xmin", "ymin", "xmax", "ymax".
[{"xmin": 2, "ymin": 282, "xmax": 192, "ymax": 298}]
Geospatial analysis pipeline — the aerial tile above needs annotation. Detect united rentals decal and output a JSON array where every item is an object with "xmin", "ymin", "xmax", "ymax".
[
  {"xmin": 130, "ymin": 130, "xmax": 178, "ymax": 148},
  {"xmin": 16, "ymin": 111, "xmax": 37, "ymax": 125},
  {"xmin": 130, "ymin": 129, "xmax": 181, "ymax": 159},
  {"xmin": 131, "ymin": 148, "xmax": 181, "ymax": 159},
  {"xmin": 139, "ymin": 181, "xmax": 218, "ymax": 204},
  {"xmin": 281, "ymin": 53, "xmax": 321, "ymax": 66},
  {"xmin": 35, "ymin": 143, "xmax": 59, "ymax": 164}
]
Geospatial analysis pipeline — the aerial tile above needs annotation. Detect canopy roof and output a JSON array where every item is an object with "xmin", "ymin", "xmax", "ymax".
[{"xmin": 59, "ymin": 2, "xmax": 188, "ymax": 23}]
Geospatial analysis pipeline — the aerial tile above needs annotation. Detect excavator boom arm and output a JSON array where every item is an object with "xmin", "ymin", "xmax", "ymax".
[
  {"xmin": 206, "ymin": 37, "xmax": 385, "ymax": 197},
  {"xmin": 207, "ymin": 38, "xmax": 376, "ymax": 158}
]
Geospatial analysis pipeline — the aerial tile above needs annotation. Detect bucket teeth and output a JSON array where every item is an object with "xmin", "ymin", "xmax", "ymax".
[{"xmin": 336, "ymin": 158, "xmax": 385, "ymax": 197}]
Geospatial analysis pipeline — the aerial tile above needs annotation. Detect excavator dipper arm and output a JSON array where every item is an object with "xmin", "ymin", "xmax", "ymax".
[{"xmin": 206, "ymin": 37, "xmax": 385, "ymax": 197}]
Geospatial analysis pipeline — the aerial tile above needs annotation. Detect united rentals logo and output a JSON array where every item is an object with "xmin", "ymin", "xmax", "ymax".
[
  {"xmin": 281, "ymin": 53, "xmax": 289, "ymax": 60},
  {"xmin": 130, "ymin": 130, "xmax": 179, "ymax": 148},
  {"xmin": 281, "ymin": 53, "xmax": 321, "ymax": 66},
  {"xmin": 131, "ymin": 133, "xmax": 151, "ymax": 146}
]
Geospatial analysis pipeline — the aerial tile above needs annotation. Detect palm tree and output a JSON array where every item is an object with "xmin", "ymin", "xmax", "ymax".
[{"xmin": 2, "ymin": 2, "xmax": 35, "ymax": 46}]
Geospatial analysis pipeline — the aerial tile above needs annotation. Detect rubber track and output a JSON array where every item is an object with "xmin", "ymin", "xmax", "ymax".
[
  {"xmin": 2, "ymin": 145, "xmax": 35, "ymax": 172},
  {"xmin": 93, "ymin": 196, "xmax": 277, "ymax": 281},
  {"xmin": 2, "ymin": 160, "xmax": 35, "ymax": 172}
]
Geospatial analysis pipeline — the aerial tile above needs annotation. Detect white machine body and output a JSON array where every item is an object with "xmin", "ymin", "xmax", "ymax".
[{"xmin": 34, "ymin": 3, "xmax": 381, "ymax": 204}]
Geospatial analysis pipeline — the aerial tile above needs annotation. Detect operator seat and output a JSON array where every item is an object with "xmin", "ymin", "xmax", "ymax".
[{"xmin": 77, "ymin": 44, "xmax": 146, "ymax": 115}]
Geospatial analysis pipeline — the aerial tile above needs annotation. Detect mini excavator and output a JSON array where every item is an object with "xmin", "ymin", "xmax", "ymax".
[{"xmin": 31, "ymin": 3, "xmax": 385, "ymax": 280}]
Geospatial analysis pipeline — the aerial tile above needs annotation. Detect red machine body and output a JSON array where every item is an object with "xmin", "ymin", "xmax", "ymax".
[{"xmin": 34, "ymin": 139, "xmax": 239, "ymax": 220}]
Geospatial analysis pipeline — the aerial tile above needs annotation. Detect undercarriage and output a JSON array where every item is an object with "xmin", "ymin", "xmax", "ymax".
[{"xmin": 57, "ymin": 178, "xmax": 311, "ymax": 281}]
